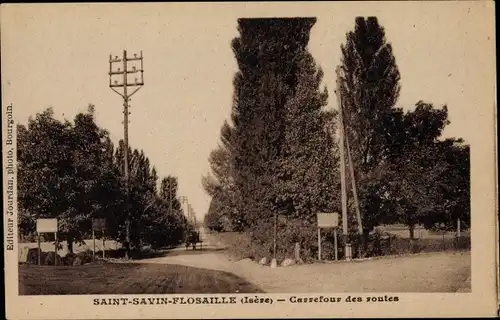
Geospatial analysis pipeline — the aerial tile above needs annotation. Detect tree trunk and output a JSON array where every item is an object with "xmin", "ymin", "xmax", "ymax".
[
  {"xmin": 408, "ymin": 223, "xmax": 416, "ymax": 253},
  {"xmin": 362, "ymin": 229, "xmax": 370, "ymax": 258},
  {"xmin": 67, "ymin": 235, "xmax": 74, "ymax": 254},
  {"xmin": 409, "ymin": 223, "xmax": 415, "ymax": 240}
]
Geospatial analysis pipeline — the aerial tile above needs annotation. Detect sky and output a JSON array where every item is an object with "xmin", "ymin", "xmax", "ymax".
[{"xmin": 1, "ymin": 2, "xmax": 495, "ymax": 222}]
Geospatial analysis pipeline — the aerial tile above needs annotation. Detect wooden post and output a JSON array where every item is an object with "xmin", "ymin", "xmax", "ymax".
[
  {"xmin": 336, "ymin": 66, "xmax": 349, "ymax": 260},
  {"xmin": 102, "ymin": 230, "xmax": 105, "ymax": 259},
  {"xmin": 442, "ymin": 231, "xmax": 446, "ymax": 251},
  {"xmin": 54, "ymin": 232, "xmax": 58, "ymax": 266},
  {"xmin": 457, "ymin": 218, "xmax": 461, "ymax": 237},
  {"xmin": 334, "ymin": 228, "xmax": 338, "ymax": 261},
  {"xmin": 273, "ymin": 213, "xmax": 277, "ymax": 261},
  {"xmin": 317, "ymin": 227, "xmax": 322, "ymax": 261},
  {"xmin": 92, "ymin": 229, "xmax": 96, "ymax": 260},
  {"xmin": 345, "ymin": 117, "xmax": 363, "ymax": 256},
  {"xmin": 37, "ymin": 233, "xmax": 41, "ymax": 266},
  {"xmin": 294, "ymin": 242, "xmax": 301, "ymax": 263}
]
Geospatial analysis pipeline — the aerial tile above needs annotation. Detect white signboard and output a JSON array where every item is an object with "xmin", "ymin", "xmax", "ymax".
[
  {"xmin": 92, "ymin": 218, "xmax": 106, "ymax": 231},
  {"xmin": 317, "ymin": 212, "xmax": 339, "ymax": 228},
  {"xmin": 36, "ymin": 218, "xmax": 58, "ymax": 233}
]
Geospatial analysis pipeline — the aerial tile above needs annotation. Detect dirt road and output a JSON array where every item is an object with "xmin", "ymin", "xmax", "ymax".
[{"xmin": 133, "ymin": 231, "xmax": 471, "ymax": 293}]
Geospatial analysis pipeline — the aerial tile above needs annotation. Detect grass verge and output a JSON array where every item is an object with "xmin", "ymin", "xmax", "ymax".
[{"xmin": 19, "ymin": 263, "xmax": 263, "ymax": 295}]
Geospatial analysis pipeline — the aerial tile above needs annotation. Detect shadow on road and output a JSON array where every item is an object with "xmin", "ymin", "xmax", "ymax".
[{"xmin": 19, "ymin": 263, "xmax": 264, "ymax": 295}]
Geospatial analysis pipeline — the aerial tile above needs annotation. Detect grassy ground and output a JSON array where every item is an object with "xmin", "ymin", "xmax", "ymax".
[{"xmin": 19, "ymin": 263, "xmax": 263, "ymax": 295}]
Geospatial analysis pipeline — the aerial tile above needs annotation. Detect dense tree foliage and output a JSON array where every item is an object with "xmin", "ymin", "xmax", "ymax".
[
  {"xmin": 204, "ymin": 18, "xmax": 340, "ymax": 259},
  {"xmin": 339, "ymin": 17, "xmax": 402, "ymax": 240},
  {"xmin": 202, "ymin": 122, "xmax": 244, "ymax": 231},
  {"xmin": 204, "ymin": 16, "xmax": 470, "ymax": 261},
  {"xmin": 17, "ymin": 106, "xmax": 193, "ymax": 253},
  {"xmin": 339, "ymin": 17, "xmax": 470, "ymax": 245}
]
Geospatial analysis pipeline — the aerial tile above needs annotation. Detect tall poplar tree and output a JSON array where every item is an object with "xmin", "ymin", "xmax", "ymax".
[
  {"xmin": 230, "ymin": 18, "xmax": 320, "ymax": 227},
  {"xmin": 339, "ymin": 17, "xmax": 470, "ymax": 246},
  {"xmin": 339, "ymin": 17, "xmax": 402, "ymax": 239},
  {"xmin": 204, "ymin": 18, "xmax": 340, "ymax": 260}
]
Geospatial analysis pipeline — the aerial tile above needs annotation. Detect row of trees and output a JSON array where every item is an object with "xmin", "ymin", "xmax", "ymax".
[
  {"xmin": 203, "ymin": 17, "xmax": 470, "ymax": 259},
  {"xmin": 18, "ymin": 106, "xmax": 193, "ymax": 253}
]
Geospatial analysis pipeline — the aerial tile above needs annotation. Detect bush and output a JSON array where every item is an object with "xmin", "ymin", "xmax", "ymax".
[
  {"xmin": 61, "ymin": 250, "xmax": 95, "ymax": 266},
  {"xmin": 61, "ymin": 254, "xmax": 74, "ymax": 266},
  {"xmin": 44, "ymin": 252, "xmax": 62, "ymax": 265},
  {"xmin": 363, "ymin": 231, "xmax": 471, "ymax": 257},
  {"xmin": 75, "ymin": 250, "xmax": 94, "ymax": 264},
  {"xmin": 24, "ymin": 249, "xmax": 66, "ymax": 265},
  {"xmin": 73, "ymin": 256, "xmax": 83, "ymax": 266},
  {"xmin": 103, "ymin": 248, "xmax": 127, "ymax": 259},
  {"xmin": 26, "ymin": 249, "xmax": 49, "ymax": 265},
  {"xmin": 235, "ymin": 218, "xmax": 328, "ymax": 264},
  {"xmin": 216, "ymin": 221, "xmax": 471, "ymax": 263}
]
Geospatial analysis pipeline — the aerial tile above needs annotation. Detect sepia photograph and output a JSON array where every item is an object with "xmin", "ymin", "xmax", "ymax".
[{"xmin": 2, "ymin": 2, "xmax": 497, "ymax": 319}]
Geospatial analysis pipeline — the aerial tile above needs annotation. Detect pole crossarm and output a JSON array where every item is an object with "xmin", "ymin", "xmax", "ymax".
[
  {"xmin": 128, "ymin": 86, "xmax": 142, "ymax": 98},
  {"xmin": 110, "ymin": 87, "xmax": 125, "ymax": 98}
]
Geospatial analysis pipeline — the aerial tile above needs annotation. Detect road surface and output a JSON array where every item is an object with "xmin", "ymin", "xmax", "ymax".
[{"xmin": 132, "ymin": 230, "xmax": 471, "ymax": 293}]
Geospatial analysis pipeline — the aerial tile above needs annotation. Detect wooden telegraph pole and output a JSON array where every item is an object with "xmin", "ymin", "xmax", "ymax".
[
  {"xmin": 345, "ymin": 113, "xmax": 364, "ymax": 257},
  {"xmin": 109, "ymin": 50, "xmax": 144, "ymax": 259},
  {"xmin": 336, "ymin": 66, "xmax": 364, "ymax": 259},
  {"xmin": 335, "ymin": 66, "xmax": 350, "ymax": 260}
]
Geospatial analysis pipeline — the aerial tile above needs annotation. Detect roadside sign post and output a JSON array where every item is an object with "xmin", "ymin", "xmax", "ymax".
[
  {"xmin": 334, "ymin": 228, "xmax": 338, "ymax": 261},
  {"xmin": 92, "ymin": 219, "xmax": 106, "ymax": 260},
  {"xmin": 102, "ymin": 231, "xmax": 105, "ymax": 259},
  {"xmin": 37, "ymin": 234, "xmax": 41, "ymax": 266},
  {"xmin": 36, "ymin": 219, "xmax": 58, "ymax": 266},
  {"xmin": 317, "ymin": 227, "xmax": 321, "ymax": 261},
  {"xmin": 92, "ymin": 229, "xmax": 96, "ymax": 260},
  {"xmin": 316, "ymin": 212, "xmax": 339, "ymax": 262},
  {"xmin": 54, "ymin": 231, "xmax": 58, "ymax": 266}
]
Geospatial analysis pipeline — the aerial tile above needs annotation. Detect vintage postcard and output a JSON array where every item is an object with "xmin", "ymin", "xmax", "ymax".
[{"xmin": 2, "ymin": 2, "xmax": 497, "ymax": 319}]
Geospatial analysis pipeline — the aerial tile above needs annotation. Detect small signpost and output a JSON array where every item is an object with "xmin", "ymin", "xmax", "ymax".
[
  {"xmin": 36, "ymin": 218, "xmax": 58, "ymax": 266},
  {"xmin": 92, "ymin": 218, "xmax": 106, "ymax": 259},
  {"xmin": 316, "ymin": 212, "xmax": 339, "ymax": 261}
]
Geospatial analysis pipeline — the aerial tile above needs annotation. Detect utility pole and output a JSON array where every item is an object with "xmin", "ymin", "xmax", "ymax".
[
  {"xmin": 337, "ymin": 66, "xmax": 364, "ymax": 259},
  {"xmin": 109, "ymin": 50, "xmax": 144, "ymax": 259},
  {"xmin": 335, "ymin": 66, "xmax": 350, "ymax": 260},
  {"xmin": 345, "ymin": 121, "xmax": 364, "ymax": 257}
]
